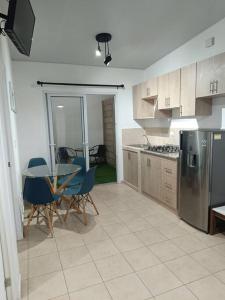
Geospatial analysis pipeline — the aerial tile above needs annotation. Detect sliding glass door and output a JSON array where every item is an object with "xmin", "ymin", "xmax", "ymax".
[{"xmin": 46, "ymin": 94, "xmax": 89, "ymax": 170}]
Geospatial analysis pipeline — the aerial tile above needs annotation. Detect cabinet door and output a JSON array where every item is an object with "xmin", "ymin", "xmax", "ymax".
[
  {"xmin": 158, "ymin": 74, "xmax": 169, "ymax": 109},
  {"xmin": 123, "ymin": 150, "xmax": 138, "ymax": 188},
  {"xmin": 123, "ymin": 150, "xmax": 129, "ymax": 183},
  {"xmin": 196, "ymin": 56, "xmax": 214, "ymax": 98},
  {"xmin": 180, "ymin": 63, "xmax": 196, "ymax": 117},
  {"xmin": 169, "ymin": 69, "xmax": 181, "ymax": 108},
  {"xmin": 141, "ymin": 153, "xmax": 161, "ymax": 199},
  {"xmin": 132, "ymin": 84, "xmax": 142, "ymax": 119},
  {"xmin": 143, "ymin": 77, "xmax": 158, "ymax": 98},
  {"xmin": 129, "ymin": 151, "xmax": 138, "ymax": 187},
  {"xmin": 213, "ymin": 52, "xmax": 225, "ymax": 95}
]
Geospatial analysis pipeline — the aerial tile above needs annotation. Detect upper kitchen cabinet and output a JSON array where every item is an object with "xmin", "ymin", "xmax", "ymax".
[
  {"xmin": 133, "ymin": 83, "xmax": 155, "ymax": 119},
  {"xmin": 133, "ymin": 78, "xmax": 171, "ymax": 119},
  {"xmin": 196, "ymin": 52, "xmax": 225, "ymax": 98},
  {"xmin": 133, "ymin": 84, "xmax": 142, "ymax": 119},
  {"xmin": 179, "ymin": 63, "xmax": 212, "ymax": 117},
  {"xmin": 158, "ymin": 69, "xmax": 181, "ymax": 109},
  {"xmin": 142, "ymin": 77, "xmax": 158, "ymax": 99}
]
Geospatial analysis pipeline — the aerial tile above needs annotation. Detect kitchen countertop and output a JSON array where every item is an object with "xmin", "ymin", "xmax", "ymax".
[{"xmin": 123, "ymin": 145, "xmax": 180, "ymax": 160}]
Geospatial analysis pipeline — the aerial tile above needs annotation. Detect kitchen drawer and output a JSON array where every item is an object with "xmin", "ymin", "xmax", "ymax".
[
  {"xmin": 161, "ymin": 177, "xmax": 177, "ymax": 193},
  {"xmin": 161, "ymin": 159, "xmax": 177, "ymax": 178},
  {"xmin": 161, "ymin": 187, "xmax": 177, "ymax": 210}
]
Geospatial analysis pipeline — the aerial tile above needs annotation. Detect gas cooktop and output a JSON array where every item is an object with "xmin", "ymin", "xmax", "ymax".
[{"xmin": 148, "ymin": 144, "xmax": 179, "ymax": 153}]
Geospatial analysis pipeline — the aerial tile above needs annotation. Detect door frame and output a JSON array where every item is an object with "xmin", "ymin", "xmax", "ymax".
[
  {"xmin": 0, "ymin": 59, "xmax": 21, "ymax": 300},
  {"xmin": 46, "ymin": 93, "xmax": 89, "ymax": 170},
  {"xmin": 44, "ymin": 90, "xmax": 118, "ymax": 182}
]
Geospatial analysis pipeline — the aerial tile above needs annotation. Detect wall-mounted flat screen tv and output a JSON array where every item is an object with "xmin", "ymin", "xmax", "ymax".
[{"xmin": 5, "ymin": 0, "xmax": 35, "ymax": 56}]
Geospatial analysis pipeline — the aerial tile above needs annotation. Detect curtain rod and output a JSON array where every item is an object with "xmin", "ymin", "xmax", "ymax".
[{"xmin": 37, "ymin": 81, "xmax": 125, "ymax": 89}]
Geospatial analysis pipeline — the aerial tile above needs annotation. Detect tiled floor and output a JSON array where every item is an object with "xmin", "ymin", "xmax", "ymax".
[{"xmin": 18, "ymin": 183, "xmax": 225, "ymax": 300}]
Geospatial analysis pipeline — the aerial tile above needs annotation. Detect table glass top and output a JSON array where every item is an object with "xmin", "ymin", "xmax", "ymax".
[{"xmin": 23, "ymin": 164, "xmax": 81, "ymax": 178}]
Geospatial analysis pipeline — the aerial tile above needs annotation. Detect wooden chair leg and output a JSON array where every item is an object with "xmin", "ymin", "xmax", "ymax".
[
  {"xmin": 82, "ymin": 197, "xmax": 88, "ymax": 225},
  {"xmin": 44, "ymin": 205, "xmax": 54, "ymax": 237},
  {"xmin": 88, "ymin": 193, "xmax": 99, "ymax": 215},
  {"xmin": 25, "ymin": 205, "xmax": 37, "ymax": 237},
  {"xmin": 64, "ymin": 198, "xmax": 73, "ymax": 222},
  {"xmin": 52, "ymin": 202, "xmax": 63, "ymax": 224}
]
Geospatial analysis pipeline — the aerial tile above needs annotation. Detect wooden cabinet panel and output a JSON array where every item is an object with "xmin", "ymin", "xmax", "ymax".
[
  {"xmin": 142, "ymin": 77, "xmax": 158, "ymax": 99},
  {"xmin": 161, "ymin": 158, "xmax": 177, "ymax": 210},
  {"xmin": 180, "ymin": 63, "xmax": 196, "ymax": 116},
  {"xmin": 158, "ymin": 74, "xmax": 169, "ymax": 110},
  {"xmin": 196, "ymin": 56, "xmax": 215, "ymax": 98},
  {"xmin": 161, "ymin": 188, "xmax": 177, "ymax": 210},
  {"xmin": 133, "ymin": 84, "xmax": 142, "ymax": 119},
  {"xmin": 141, "ymin": 153, "xmax": 161, "ymax": 200},
  {"xmin": 123, "ymin": 150, "xmax": 138, "ymax": 188},
  {"xmin": 158, "ymin": 69, "xmax": 180, "ymax": 109},
  {"xmin": 213, "ymin": 52, "xmax": 225, "ymax": 96},
  {"xmin": 180, "ymin": 63, "xmax": 212, "ymax": 117},
  {"xmin": 169, "ymin": 69, "xmax": 181, "ymax": 108}
]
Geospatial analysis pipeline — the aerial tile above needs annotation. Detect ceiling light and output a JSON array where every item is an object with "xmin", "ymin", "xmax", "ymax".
[
  {"xmin": 95, "ymin": 33, "xmax": 112, "ymax": 66},
  {"xmin": 57, "ymin": 105, "xmax": 64, "ymax": 109},
  {"xmin": 96, "ymin": 42, "xmax": 101, "ymax": 56},
  {"xmin": 104, "ymin": 54, "xmax": 112, "ymax": 66}
]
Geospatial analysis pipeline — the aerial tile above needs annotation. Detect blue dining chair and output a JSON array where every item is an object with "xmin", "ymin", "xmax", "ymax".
[
  {"xmin": 58, "ymin": 156, "xmax": 86, "ymax": 187},
  {"xmin": 63, "ymin": 167, "xmax": 99, "ymax": 225},
  {"xmin": 28, "ymin": 157, "xmax": 47, "ymax": 168},
  {"xmin": 23, "ymin": 177, "xmax": 61, "ymax": 237}
]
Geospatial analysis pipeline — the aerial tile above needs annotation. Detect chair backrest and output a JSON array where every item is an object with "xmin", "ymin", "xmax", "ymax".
[
  {"xmin": 72, "ymin": 156, "xmax": 86, "ymax": 175},
  {"xmin": 97, "ymin": 145, "xmax": 106, "ymax": 156},
  {"xmin": 23, "ymin": 177, "xmax": 54, "ymax": 205},
  {"xmin": 78, "ymin": 167, "xmax": 96, "ymax": 195},
  {"xmin": 28, "ymin": 157, "xmax": 47, "ymax": 168},
  {"xmin": 58, "ymin": 147, "xmax": 70, "ymax": 163}
]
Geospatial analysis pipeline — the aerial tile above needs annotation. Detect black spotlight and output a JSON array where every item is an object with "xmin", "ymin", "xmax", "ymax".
[
  {"xmin": 95, "ymin": 33, "xmax": 112, "ymax": 66},
  {"xmin": 104, "ymin": 54, "xmax": 112, "ymax": 66}
]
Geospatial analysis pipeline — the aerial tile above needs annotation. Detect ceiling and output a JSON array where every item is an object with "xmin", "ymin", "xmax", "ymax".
[{"xmin": 2, "ymin": 0, "xmax": 225, "ymax": 69}]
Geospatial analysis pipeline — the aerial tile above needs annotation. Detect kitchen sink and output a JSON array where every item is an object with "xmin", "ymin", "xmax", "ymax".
[{"xmin": 128, "ymin": 144, "xmax": 150, "ymax": 149}]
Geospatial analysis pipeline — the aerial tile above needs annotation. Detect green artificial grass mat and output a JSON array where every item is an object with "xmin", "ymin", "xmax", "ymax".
[{"xmin": 95, "ymin": 163, "xmax": 117, "ymax": 184}]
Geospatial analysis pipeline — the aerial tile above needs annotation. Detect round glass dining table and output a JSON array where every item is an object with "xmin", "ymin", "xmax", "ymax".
[{"xmin": 23, "ymin": 163, "xmax": 81, "ymax": 193}]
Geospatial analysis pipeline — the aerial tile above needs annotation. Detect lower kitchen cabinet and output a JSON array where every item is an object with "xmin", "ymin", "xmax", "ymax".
[
  {"xmin": 161, "ymin": 158, "xmax": 177, "ymax": 210},
  {"xmin": 123, "ymin": 149, "xmax": 138, "ymax": 189},
  {"xmin": 141, "ymin": 152, "xmax": 178, "ymax": 210},
  {"xmin": 141, "ymin": 153, "xmax": 161, "ymax": 200}
]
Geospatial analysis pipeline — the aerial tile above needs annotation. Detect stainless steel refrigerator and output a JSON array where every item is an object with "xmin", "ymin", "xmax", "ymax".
[{"xmin": 179, "ymin": 129, "xmax": 225, "ymax": 232}]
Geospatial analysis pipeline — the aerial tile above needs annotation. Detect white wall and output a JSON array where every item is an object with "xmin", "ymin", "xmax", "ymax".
[
  {"xmin": 87, "ymin": 94, "xmax": 104, "ymax": 148},
  {"xmin": 0, "ymin": 35, "xmax": 21, "ymax": 299},
  {"xmin": 13, "ymin": 62, "xmax": 144, "ymax": 181},
  {"xmin": 142, "ymin": 17, "xmax": 225, "ymax": 130}
]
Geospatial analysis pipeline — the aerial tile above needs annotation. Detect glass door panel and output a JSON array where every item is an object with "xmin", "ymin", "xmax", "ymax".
[{"xmin": 47, "ymin": 95, "xmax": 89, "ymax": 171}]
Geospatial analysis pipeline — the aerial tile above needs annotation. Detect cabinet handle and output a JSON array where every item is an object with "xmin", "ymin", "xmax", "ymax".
[
  {"xmin": 165, "ymin": 97, "xmax": 170, "ymax": 107},
  {"xmin": 147, "ymin": 158, "xmax": 151, "ymax": 167},
  {"xmin": 180, "ymin": 106, "xmax": 182, "ymax": 116},
  {"xmin": 147, "ymin": 88, "xmax": 150, "ymax": 96},
  {"xmin": 165, "ymin": 168, "xmax": 172, "ymax": 174},
  {"xmin": 165, "ymin": 183, "xmax": 172, "ymax": 190},
  {"xmin": 210, "ymin": 81, "xmax": 213, "ymax": 93},
  {"xmin": 214, "ymin": 80, "xmax": 218, "ymax": 94}
]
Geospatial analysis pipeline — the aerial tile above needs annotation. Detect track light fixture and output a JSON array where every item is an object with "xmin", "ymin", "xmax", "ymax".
[
  {"xmin": 95, "ymin": 33, "xmax": 112, "ymax": 66},
  {"xmin": 96, "ymin": 42, "xmax": 101, "ymax": 56}
]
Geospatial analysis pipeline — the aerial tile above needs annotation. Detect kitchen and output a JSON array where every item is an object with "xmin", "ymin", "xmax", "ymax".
[{"xmin": 123, "ymin": 51, "xmax": 225, "ymax": 234}]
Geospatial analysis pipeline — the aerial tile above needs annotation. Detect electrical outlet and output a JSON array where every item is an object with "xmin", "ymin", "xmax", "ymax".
[{"xmin": 205, "ymin": 37, "xmax": 215, "ymax": 48}]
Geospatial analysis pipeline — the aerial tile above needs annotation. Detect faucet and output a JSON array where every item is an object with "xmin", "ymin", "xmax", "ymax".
[{"xmin": 143, "ymin": 134, "xmax": 151, "ymax": 148}]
